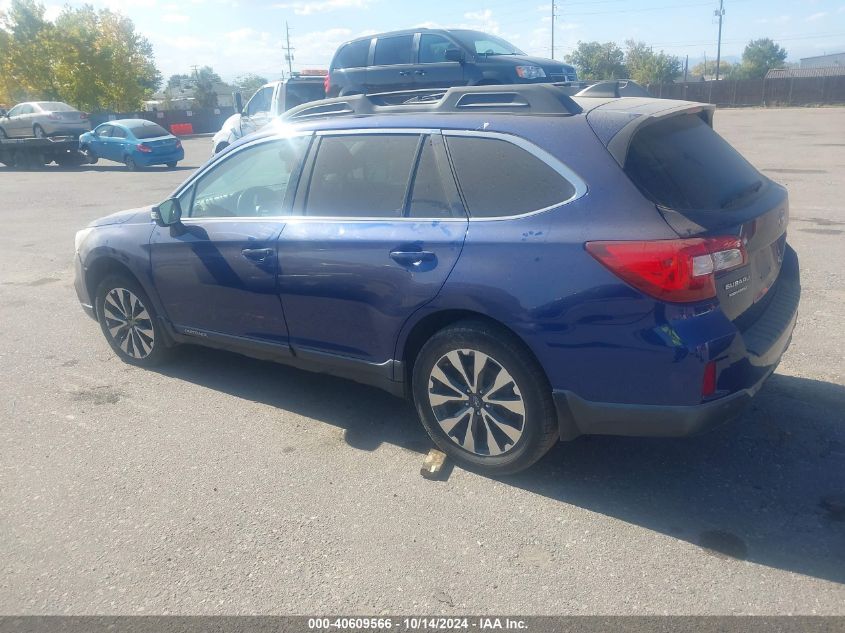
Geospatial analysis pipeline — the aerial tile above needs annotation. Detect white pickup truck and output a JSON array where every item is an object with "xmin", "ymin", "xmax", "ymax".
[{"xmin": 211, "ymin": 76, "xmax": 325, "ymax": 155}]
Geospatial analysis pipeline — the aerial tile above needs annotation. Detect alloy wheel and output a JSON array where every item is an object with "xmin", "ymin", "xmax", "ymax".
[
  {"xmin": 102, "ymin": 287, "xmax": 155, "ymax": 359},
  {"xmin": 427, "ymin": 348, "xmax": 526, "ymax": 456}
]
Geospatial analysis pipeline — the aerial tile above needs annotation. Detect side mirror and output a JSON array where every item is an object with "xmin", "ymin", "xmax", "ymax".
[
  {"xmin": 234, "ymin": 91, "xmax": 244, "ymax": 114},
  {"xmin": 152, "ymin": 198, "xmax": 182, "ymax": 227},
  {"xmin": 445, "ymin": 48, "xmax": 465, "ymax": 63}
]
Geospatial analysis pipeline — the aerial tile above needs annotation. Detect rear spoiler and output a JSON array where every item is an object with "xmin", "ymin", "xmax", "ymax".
[{"xmin": 587, "ymin": 101, "xmax": 715, "ymax": 167}]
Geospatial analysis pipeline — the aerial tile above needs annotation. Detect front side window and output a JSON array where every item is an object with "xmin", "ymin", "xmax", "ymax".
[
  {"xmin": 419, "ymin": 34, "xmax": 456, "ymax": 64},
  {"xmin": 245, "ymin": 86, "xmax": 273, "ymax": 116},
  {"xmin": 95, "ymin": 124, "xmax": 113, "ymax": 137},
  {"xmin": 304, "ymin": 134, "xmax": 420, "ymax": 218},
  {"xmin": 189, "ymin": 136, "xmax": 310, "ymax": 218},
  {"xmin": 7, "ymin": 105, "xmax": 23, "ymax": 117},
  {"xmin": 450, "ymin": 30, "xmax": 524, "ymax": 56},
  {"xmin": 18, "ymin": 104, "xmax": 33, "ymax": 115},
  {"xmin": 333, "ymin": 39, "xmax": 370, "ymax": 69},
  {"xmin": 446, "ymin": 135, "xmax": 576, "ymax": 217},
  {"xmin": 373, "ymin": 35, "xmax": 413, "ymax": 66}
]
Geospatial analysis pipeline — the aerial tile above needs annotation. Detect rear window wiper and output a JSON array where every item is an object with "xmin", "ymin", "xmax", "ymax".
[{"xmin": 721, "ymin": 180, "xmax": 762, "ymax": 209}]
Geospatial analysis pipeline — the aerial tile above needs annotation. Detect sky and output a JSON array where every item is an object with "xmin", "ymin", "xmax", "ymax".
[{"xmin": 5, "ymin": 0, "xmax": 845, "ymax": 82}]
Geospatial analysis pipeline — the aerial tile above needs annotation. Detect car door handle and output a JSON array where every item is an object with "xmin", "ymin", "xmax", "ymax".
[
  {"xmin": 414, "ymin": 70, "xmax": 426, "ymax": 76},
  {"xmin": 390, "ymin": 250, "xmax": 435, "ymax": 266},
  {"xmin": 398, "ymin": 70, "xmax": 411, "ymax": 76},
  {"xmin": 242, "ymin": 247, "xmax": 274, "ymax": 262}
]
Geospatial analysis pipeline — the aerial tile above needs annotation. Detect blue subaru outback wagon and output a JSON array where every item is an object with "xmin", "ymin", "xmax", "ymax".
[{"xmin": 73, "ymin": 84, "xmax": 800, "ymax": 474}]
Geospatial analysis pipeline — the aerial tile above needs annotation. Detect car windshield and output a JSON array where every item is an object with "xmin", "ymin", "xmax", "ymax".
[
  {"xmin": 36, "ymin": 102, "xmax": 75, "ymax": 112},
  {"xmin": 130, "ymin": 122, "xmax": 170, "ymax": 139},
  {"xmin": 450, "ymin": 30, "xmax": 524, "ymax": 55}
]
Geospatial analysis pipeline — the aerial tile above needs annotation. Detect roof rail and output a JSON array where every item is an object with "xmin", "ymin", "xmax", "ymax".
[{"xmin": 283, "ymin": 84, "xmax": 583, "ymax": 122}]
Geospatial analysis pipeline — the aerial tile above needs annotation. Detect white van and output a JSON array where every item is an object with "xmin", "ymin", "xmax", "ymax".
[{"xmin": 211, "ymin": 76, "xmax": 326, "ymax": 155}]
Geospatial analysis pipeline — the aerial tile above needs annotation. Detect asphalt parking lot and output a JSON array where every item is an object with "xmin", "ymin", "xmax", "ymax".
[{"xmin": 1, "ymin": 108, "xmax": 844, "ymax": 615}]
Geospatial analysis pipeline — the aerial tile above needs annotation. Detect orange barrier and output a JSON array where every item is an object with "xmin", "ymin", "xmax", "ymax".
[{"xmin": 169, "ymin": 123, "xmax": 194, "ymax": 136}]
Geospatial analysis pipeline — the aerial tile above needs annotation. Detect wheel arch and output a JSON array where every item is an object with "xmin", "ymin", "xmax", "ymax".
[{"xmin": 84, "ymin": 257, "xmax": 139, "ymax": 319}]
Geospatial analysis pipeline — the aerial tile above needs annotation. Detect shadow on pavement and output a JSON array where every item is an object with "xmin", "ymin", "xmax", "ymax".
[{"xmin": 156, "ymin": 346, "xmax": 845, "ymax": 584}]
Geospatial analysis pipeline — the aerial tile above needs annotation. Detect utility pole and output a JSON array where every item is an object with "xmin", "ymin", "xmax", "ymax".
[
  {"xmin": 283, "ymin": 21, "xmax": 295, "ymax": 76},
  {"xmin": 551, "ymin": 2, "xmax": 556, "ymax": 60},
  {"xmin": 714, "ymin": 0, "xmax": 725, "ymax": 80},
  {"xmin": 684, "ymin": 55, "xmax": 689, "ymax": 82}
]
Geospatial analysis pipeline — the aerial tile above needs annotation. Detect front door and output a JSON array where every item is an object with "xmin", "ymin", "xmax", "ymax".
[
  {"xmin": 412, "ymin": 33, "xmax": 466, "ymax": 89},
  {"xmin": 239, "ymin": 85, "xmax": 274, "ymax": 139},
  {"xmin": 150, "ymin": 134, "xmax": 311, "ymax": 346},
  {"xmin": 277, "ymin": 131, "xmax": 468, "ymax": 366}
]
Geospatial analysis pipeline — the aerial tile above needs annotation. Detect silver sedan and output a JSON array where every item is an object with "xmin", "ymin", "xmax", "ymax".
[{"xmin": 0, "ymin": 101, "xmax": 91, "ymax": 139}]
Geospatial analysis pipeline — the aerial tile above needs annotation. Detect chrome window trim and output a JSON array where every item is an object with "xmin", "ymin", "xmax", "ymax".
[
  {"xmin": 173, "ymin": 128, "xmax": 587, "ymax": 223},
  {"xmin": 442, "ymin": 129, "xmax": 588, "ymax": 221}
]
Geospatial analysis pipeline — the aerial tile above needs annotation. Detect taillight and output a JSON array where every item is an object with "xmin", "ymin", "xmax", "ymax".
[
  {"xmin": 137, "ymin": 143, "xmax": 152, "ymax": 153},
  {"xmin": 585, "ymin": 237, "xmax": 747, "ymax": 303},
  {"xmin": 175, "ymin": 140, "xmax": 182, "ymax": 149},
  {"xmin": 324, "ymin": 73, "xmax": 330, "ymax": 95},
  {"xmin": 80, "ymin": 112, "xmax": 89, "ymax": 120}
]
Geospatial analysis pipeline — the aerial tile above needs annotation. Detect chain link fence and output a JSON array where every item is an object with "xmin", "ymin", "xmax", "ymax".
[{"xmin": 647, "ymin": 76, "xmax": 845, "ymax": 107}]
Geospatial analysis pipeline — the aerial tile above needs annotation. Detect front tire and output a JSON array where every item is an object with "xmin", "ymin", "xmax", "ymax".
[
  {"xmin": 412, "ymin": 321, "xmax": 559, "ymax": 475},
  {"xmin": 95, "ymin": 274, "xmax": 171, "ymax": 366}
]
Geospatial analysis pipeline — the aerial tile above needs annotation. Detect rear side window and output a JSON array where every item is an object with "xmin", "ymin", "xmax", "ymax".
[
  {"xmin": 333, "ymin": 39, "xmax": 370, "ymax": 69},
  {"xmin": 408, "ymin": 136, "xmax": 453, "ymax": 218},
  {"xmin": 130, "ymin": 122, "xmax": 169, "ymax": 139},
  {"xmin": 304, "ymin": 134, "xmax": 419, "ymax": 218},
  {"xmin": 625, "ymin": 114, "xmax": 764, "ymax": 212},
  {"xmin": 446, "ymin": 136, "xmax": 576, "ymax": 217},
  {"xmin": 111, "ymin": 127, "xmax": 127, "ymax": 139},
  {"xmin": 373, "ymin": 35, "xmax": 413, "ymax": 66}
]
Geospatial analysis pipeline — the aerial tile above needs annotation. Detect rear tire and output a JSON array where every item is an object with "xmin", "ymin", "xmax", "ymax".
[
  {"xmin": 0, "ymin": 127, "xmax": 7, "ymax": 139},
  {"xmin": 95, "ymin": 274, "xmax": 171, "ymax": 367},
  {"xmin": 412, "ymin": 320, "xmax": 559, "ymax": 475},
  {"xmin": 33, "ymin": 124, "xmax": 46, "ymax": 138},
  {"xmin": 124, "ymin": 155, "xmax": 138, "ymax": 171},
  {"xmin": 166, "ymin": 161, "xmax": 178, "ymax": 168},
  {"xmin": 213, "ymin": 142, "xmax": 228, "ymax": 154}
]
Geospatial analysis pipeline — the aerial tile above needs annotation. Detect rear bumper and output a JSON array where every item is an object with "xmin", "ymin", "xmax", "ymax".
[
  {"xmin": 135, "ymin": 148, "xmax": 184, "ymax": 166},
  {"xmin": 553, "ymin": 245, "xmax": 800, "ymax": 440},
  {"xmin": 553, "ymin": 363, "xmax": 773, "ymax": 438}
]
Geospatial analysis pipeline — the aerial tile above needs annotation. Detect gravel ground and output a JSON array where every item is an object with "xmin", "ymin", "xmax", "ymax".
[{"xmin": 1, "ymin": 109, "xmax": 843, "ymax": 615}]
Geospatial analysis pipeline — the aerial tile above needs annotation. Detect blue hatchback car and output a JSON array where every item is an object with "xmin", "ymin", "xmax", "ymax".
[
  {"xmin": 79, "ymin": 119, "xmax": 184, "ymax": 170},
  {"xmin": 73, "ymin": 85, "xmax": 800, "ymax": 474}
]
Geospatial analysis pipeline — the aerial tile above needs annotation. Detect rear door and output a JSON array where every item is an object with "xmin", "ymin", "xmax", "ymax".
[
  {"xmin": 277, "ymin": 130, "xmax": 467, "ymax": 367},
  {"xmin": 366, "ymin": 34, "xmax": 415, "ymax": 92},
  {"xmin": 412, "ymin": 32, "xmax": 466, "ymax": 88},
  {"xmin": 623, "ymin": 112, "xmax": 788, "ymax": 321}
]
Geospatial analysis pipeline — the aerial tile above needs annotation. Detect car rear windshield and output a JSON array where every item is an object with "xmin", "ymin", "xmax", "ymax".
[
  {"xmin": 624, "ymin": 113, "xmax": 765, "ymax": 212},
  {"xmin": 284, "ymin": 82, "xmax": 326, "ymax": 110},
  {"xmin": 36, "ymin": 102, "xmax": 74, "ymax": 112},
  {"xmin": 130, "ymin": 122, "xmax": 170, "ymax": 139}
]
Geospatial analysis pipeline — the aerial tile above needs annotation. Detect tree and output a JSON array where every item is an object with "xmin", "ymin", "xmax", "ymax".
[
  {"xmin": 167, "ymin": 74, "xmax": 193, "ymax": 89},
  {"xmin": 0, "ymin": 0, "xmax": 160, "ymax": 110},
  {"xmin": 690, "ymin": 60, "xmax": 735, "ymax": 79},
  {"xmin": 624, "ymin": 39, "xmax": 682, "ymax": 85},
  {"xmin": 192, "ymin": 66, "xmax": 222, "ymax": 108},
  {"xmin": 565, "ymin": 42, "xmax": 627, "ymax": 80},
  {"xmin": 737, "ymin": 38, "xmax": 787, "ymax": 79},
  {"xmin": 235, "ymin": 74, "xmax": 269, "ymax": 98}
]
